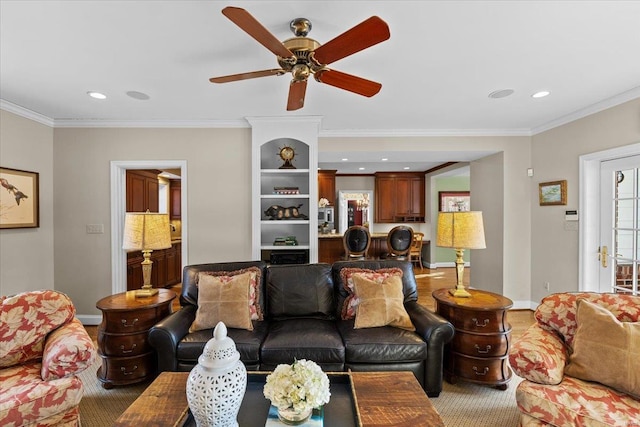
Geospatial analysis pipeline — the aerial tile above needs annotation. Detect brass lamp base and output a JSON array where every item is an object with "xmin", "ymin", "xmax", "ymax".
[
  {"xmin": 449, "ymin": 285, "xmax": 472, "ymax": 298},
  {"xmin": 450, "ymin": 248, "xmax": 472, "ymax": 298},
  {"xmin": 134, "ymin": 286, "xmax": 159, "ymax": 298}
]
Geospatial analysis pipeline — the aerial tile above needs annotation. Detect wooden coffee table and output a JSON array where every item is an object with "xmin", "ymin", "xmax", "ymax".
[{"xmin": 113, "ymin": 371, "xmax": 444, "ymax": 427}]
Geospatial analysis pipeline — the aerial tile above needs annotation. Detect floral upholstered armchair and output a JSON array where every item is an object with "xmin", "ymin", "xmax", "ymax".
[
  {"xmin": 0, "ymin": 290, "xmax": 96, "ymax": 426},
  {"xmin": 509, "ymin": 292, "xmax": 640, "ymax": 427}
]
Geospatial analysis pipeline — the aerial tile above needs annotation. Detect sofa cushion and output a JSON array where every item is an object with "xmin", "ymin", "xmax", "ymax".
[
  {"xmin": 337, "ymin": 320, "xmax": 427, "ymax": 364},
  {"xmin": 198, "ymin": 266, "xmax": 263, "ymax": 321},
  {"xmin": 41, "ymin": 318, "xmax": 96, "ymax": 381},
  {"xmin": 0, "ymin": 362, "xmax": 83, "ymax": 426},
  {"xmin": 338, "ymin": 267, "xmax": 403, "ymax": 320},
  {"xmin": 516, "ymin": 376, "xmax": 640, "ymax": 427},
  {"xmin": 535, "ymin": 292, "xmax": 640, "ymax": 347},
  {"xmin": 260, "ymin": 319, "xmax": 345, "ymax": 371},
  {"xmin": 266, "ymin": 264, "xmax": 335, "ymax": 320},
  {"xmin": 178, "ymin": 320, "xmax": 269, "ymax": 368},
  {"xmin": 564, "ymin": 299, "xmax": 640, "ymax": 397},
  {"xmin": 352, "ymin": 275, "xmax": 415, "ymax": 331},
  {"xmin": 190, "ymin": 272, "xmax": 253, "ymax": 331},
  {"xmin": 508, "ymin": 323, "xmax": 568, "ymax": 385},
  {"xmin": 0, "ymin": 290, "xmax": 75, "ymax": 368}
]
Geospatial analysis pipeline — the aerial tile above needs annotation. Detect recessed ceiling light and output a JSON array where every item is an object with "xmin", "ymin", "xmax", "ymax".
[
  {"xmin": 341, "ymin": 158, "xmax": 348, "ymax": 161},
  {"xmin": 488, "ymin": 89, "xmax": 514, "ymax": 99},
  {"xmin": 358, "ymin": 167, "xmax": 365, "ymax": 171},
  {"xmin": 532, "ymin": 90, "xmax": 550, "ymax": 98},
  {"xmin": 87, "ymin": 91, "xmax": 106, "ymax": 100},
  {"xmin": 381, "ymin": 158, "xmax": 388, "ymax": 161},
  {"xmin": 403, "ymin": 166, "xmax": 410, "ymax": 170},
  {"xmin": 126, "ymin": 91, "xmax": 150, "ymax": 100}
]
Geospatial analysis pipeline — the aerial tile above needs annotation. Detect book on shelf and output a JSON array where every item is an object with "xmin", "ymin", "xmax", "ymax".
[
  {"xmin": 273, "ymin": 236, "xmax": 298, "ymax": 246},
  {"xmin": 273, "ymin": 186, "xmax": 300, "ymax": 195}
]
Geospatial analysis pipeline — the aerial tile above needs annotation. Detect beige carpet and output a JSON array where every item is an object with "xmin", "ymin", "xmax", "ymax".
[{"xmin": 78, "ymin": 361, "xmax": 522, "ymax": 426}]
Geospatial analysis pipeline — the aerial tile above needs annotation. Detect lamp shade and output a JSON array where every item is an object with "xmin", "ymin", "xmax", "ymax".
[
  {"xmin": 122, "ymin": 212, "xmax": 172, "ymax": 251},
  {"xmin": 436, "ymin": 211, "xmax": 486, "ymax": 249}
]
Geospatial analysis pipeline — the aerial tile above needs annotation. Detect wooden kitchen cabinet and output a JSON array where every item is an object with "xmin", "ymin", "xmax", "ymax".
[
  {"xmin": 433, "ymin": 288, "xmax": 513, "ymax": 390},
  {"xmin": 126, "ymin": 242, "xmax": 181, "ymax": 291},
  {"xmin": 375, "ymin": 172, "xmax": 425, "ymax": 223},
  {"xmin": 96, "ymin": 289, "xmax": 175, "ymax": 388},
  {"xmin": 170, "ymin": 180, "xmax": 181, "ymax": 219},
  {"xmin": 318, "ymin": 170, "xmax": 337, "ymax": 206},
  {"xmin": 126, "ymin": 170, "xmax": 160, "ymax": 213}
]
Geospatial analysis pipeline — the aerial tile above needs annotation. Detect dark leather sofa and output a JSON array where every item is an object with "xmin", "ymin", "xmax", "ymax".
[{"xmin": 148, "ymin": 260, "xmax": 455, "ymax": 397}]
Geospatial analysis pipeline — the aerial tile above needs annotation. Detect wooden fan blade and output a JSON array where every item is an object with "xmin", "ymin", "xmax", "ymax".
[
  {"xmin": 315, "ymin": 69, "xmax": 382, "ymax": 97},
  {"xmin": 222, "ymin": 7, "xmax": 294, "ymax": 59},
  {"xmin": 312, "ymin": 16, "xmax": 390, "ymax": 65},
  {"xmin": 287, "ymin": 80, "xmax": 308, "ymax": 111},
  {"xmin": 210, "ymin": 69, "xmax": 285, "ymax": 83}
]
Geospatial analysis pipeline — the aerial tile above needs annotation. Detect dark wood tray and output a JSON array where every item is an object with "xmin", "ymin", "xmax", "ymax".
[{"xmin": 181, "ymin": 372, "xmax": 358, "ymax": 427}]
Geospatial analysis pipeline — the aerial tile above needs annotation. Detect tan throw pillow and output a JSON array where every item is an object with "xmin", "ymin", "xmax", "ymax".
[
  {"xmin": 198, "ymin": 267, "xmax": 263, "ymax": 320},
  {"xmin": 190, "ymin": 272, "xmax": 253, "ymax": 332},
  {"xmin": 352, "ymin": 274, "xmax": 415, "ymax": 331},
  {"xmin": 339, "ymin": 267, "xmax": 403, "ymax": 320},
  {"xmin": 564, "ymin": 299, "xmax": 640, "ymax": 397}
]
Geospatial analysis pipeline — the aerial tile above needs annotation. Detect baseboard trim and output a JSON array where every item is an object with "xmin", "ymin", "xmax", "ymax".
[{"xmin": 77, "ymin": 314, "xmax": 102, "ymax": 326}]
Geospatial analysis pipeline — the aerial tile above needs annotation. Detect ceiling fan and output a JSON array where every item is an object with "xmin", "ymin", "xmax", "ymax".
[{"xmin": 209, "ymin": 7, "xmax": 390, "ymax": 111}]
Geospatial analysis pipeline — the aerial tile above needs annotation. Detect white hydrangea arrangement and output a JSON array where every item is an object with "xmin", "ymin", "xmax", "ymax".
[
  {"xmin": 263, "ymin": 359, "xmax": 331, "ymax": 413},
  {"xmin": 318, "ymin": 198, "xmax": 330, "ymax": 208}
]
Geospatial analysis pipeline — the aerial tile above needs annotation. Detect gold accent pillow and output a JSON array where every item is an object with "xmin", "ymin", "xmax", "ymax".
[
  {"xmin": 190, "ymin": 271, "xmax": 253, "ymax": 332},
  {"xmin": 564, "ymin": 298, "xmax": 640, "ymax": 397},
  {"xmin": 352, "ymin": 274, "xmax": 415, "ymax": 331}
]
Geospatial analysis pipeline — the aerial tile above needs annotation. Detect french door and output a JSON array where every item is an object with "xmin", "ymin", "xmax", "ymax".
[{"xmin": 599, "ymin": 155, "xmax": 640, "ymax": 294}]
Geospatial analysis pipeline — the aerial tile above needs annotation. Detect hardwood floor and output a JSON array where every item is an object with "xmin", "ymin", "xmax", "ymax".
[{"xmin": 84, "ymin": 268, "xmax": 535, "ymax": 341}]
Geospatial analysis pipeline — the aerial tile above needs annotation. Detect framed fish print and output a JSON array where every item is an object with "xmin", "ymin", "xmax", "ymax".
[{"xmin": 0, "ymin": 167, "xmax": 39, "ymax": 229}]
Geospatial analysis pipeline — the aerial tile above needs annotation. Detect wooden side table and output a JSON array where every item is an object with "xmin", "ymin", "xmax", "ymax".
[
  {"xmin": 96, "ymin": 289, "xmax": 176, "ymax": 389},
  {"xmin": 432, "ymin": 288, "xmax": 513, "ymax": 390}
]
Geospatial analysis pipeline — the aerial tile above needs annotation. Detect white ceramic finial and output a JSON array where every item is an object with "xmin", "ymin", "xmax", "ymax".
[{"xmin": 214, "ymin": 321, "xmax": 227, "ymax": 340}]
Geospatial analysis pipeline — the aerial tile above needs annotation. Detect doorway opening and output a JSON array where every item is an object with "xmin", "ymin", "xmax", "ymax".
[{"xmin": 110, "ymin": 160, "xmax": 188, "ymax": 295}]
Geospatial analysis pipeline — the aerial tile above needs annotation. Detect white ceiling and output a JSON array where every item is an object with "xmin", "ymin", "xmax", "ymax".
[{"xmin": 2, "ymin": 1, "xmax": 640, "ymax": 174}]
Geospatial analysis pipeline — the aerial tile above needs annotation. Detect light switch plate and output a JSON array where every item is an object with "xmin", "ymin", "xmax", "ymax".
[{"xmin": 86, "ymin": 224, "xmax": 104, "ymax": 234}]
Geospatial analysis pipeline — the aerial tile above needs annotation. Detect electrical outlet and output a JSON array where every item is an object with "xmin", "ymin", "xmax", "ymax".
[
  {"xmin": 86, "ymin": 224, "xmax": 104, "ymax": 234},
  {"xmin": 544, "ymin": 282, "xmax": 550, "ymax": 291}
]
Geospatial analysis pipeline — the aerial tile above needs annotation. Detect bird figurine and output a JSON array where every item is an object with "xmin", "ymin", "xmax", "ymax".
[{"xmin": 1, "ymin": 178, "xmax": 29, "ymax": 205}]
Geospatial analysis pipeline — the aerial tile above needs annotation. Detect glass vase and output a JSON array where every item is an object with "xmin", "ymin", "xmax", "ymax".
[{"xmin": 277, "ymin": 407, "xmax": 313, "ymax": 425}]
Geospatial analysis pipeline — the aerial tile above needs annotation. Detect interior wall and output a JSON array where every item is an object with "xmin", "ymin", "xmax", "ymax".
[
  {"xmin": 433, "ymin": 175, "xmax": 471, "ymax": 264},
  {"xmin": 470, "ymin": 153, "xmax": 505, "ymax": 297},
  {"xmin": 0, "ymin": 110, "xmax": 54, "ymax": 296},
  {"xmin": 52, "ymin": 127, "xmax": 251, "ymax": 316},
  {"xmin": 530, "ymin": 97, "xmax": 640, "ymax": 303},
  {"xmin": 321, "ymin": 135, "xmax": 532, "ymax": 305}
]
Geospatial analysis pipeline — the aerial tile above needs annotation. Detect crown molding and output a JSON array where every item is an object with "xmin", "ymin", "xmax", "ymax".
[
  {"xmin": 53, "ymin": 119, "xmax": 250, "ymax": 128},
  {"xmin": 318, "ymin": 128, "xmax": 532, "ymax": 138},
  {"xmin": 531, "ymin": 86, "xmax": 640, "ymax": 135},
  {"xmin": 0, "ymin": 100, "xmax": 54, "ymax": 127}
]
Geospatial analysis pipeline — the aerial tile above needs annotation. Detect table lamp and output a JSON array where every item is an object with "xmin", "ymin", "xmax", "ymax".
[
  {"xmin": 122, "ymin": 211, "xmax": 172, "ymax": 297},
  {"xmin": 436, "ymin": 211, "xmax": 486, "ymax": 298}
]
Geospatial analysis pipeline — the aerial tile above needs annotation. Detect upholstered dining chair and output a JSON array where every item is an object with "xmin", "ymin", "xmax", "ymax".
[
  {"xmin": 343, "ymin": 225, "xmax": 371, "ymax": 260},
  {"xmin": 385, "ymin": 225, "xmax": 414, "ymax": 260},
  {"xmin": 410, "ymin": 232, "xmax": 425, "ymax": 270}
]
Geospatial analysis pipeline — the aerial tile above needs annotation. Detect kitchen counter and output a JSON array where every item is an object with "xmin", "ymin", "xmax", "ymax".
[{"xmin": 318, "ymin": 232, "xmax": 429, "ymax": 264}]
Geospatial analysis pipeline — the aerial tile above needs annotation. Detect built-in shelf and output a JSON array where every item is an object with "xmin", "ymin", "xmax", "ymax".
[{"xmin": 249, "ymin": 117, "xmax": 320, "ymax": 264}]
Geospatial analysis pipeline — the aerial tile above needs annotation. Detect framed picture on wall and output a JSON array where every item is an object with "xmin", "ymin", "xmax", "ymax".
[
  {"xmin": 539, "ymin": 180, "xmax": 567, "ymax": 206},
  {"xmin": 0, "ymin": 167, "xmax": 39, "ymax": 229},
  {"xmin": 439, "ymin": 191, "xmax": 470, "ymax": 212}
]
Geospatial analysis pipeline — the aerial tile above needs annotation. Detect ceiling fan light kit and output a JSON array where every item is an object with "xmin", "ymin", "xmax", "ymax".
[{"xmin": 210, "ymin": 6, "xmax": 390, "ymax": 111}]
